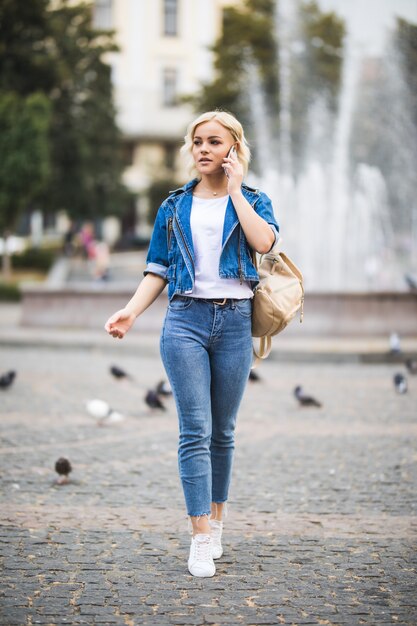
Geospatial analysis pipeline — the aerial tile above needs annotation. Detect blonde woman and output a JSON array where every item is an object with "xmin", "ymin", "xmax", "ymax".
[{"xmin": 105, "ymin": 111, "xmax": 279, "ymax": 577}]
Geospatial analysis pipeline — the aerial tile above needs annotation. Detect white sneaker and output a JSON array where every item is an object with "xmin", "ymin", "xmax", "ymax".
[
  {"xmin": 188, "ymin": 533, "xmax": 215, "ymax": 577},
  {"xmin": 209, "ymin": 519, "xmax": 223, "ymax": 559}
]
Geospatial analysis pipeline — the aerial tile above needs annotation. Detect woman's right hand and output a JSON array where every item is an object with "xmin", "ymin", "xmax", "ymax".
[{"xmin": 104, "ymin": 308, "xmax": 137, "ymax": 339}]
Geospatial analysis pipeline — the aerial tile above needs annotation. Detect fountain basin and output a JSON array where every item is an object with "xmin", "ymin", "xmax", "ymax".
[{"xmin": 20, "ymin": 284, "xmax": 417, "ymax": 337}]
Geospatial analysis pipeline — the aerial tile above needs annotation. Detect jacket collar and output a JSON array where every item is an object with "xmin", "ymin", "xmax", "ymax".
[{"xmin": 168, "ymin": 179, "xmax": 198, "ymax": 197}]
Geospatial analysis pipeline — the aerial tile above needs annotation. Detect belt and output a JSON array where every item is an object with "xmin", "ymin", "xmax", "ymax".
[
  {"xmin": 197, "ymin": 297, "xmax": 245, "ymax": 306},
  {"xmin": 211, "ymin": 298, "xmax": 228, "ymax": 306},
  {"xmin": 174, "ymin": 296, "xmax": 250, "ymax": 307}
]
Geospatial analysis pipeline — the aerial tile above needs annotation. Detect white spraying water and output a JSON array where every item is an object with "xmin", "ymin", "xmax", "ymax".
[
  {"xmin": 274, "ymin": 0, "xmax": 294, "ymax": 177},
  {"xmin": 247, "ymin": 1, "xmax": 410, "ymax": 292},
  {"xmin": 246, "ymin": 61, "xmax": 273, "ymax": 176}
]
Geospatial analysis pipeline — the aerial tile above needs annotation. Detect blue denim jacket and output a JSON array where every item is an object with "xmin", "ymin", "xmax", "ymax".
[{"xmin": 144, "ymin": 178, "xmax": 279, "ymax": 300}]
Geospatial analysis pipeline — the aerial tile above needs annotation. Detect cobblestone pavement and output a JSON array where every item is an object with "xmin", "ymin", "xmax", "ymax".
[{"xmin": 1, "ymin": 343, "xmax": 416, "ymax": 626}]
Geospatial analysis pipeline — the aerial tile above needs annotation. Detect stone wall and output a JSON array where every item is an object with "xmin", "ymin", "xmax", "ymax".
[{"xmin": 20, "ymin": 286, "xmax": 417, "ymax": 336}]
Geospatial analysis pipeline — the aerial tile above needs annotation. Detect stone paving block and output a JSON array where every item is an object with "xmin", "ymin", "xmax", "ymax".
[
  {"xmin": 1, "ymin": 349, "xmax": 417, "ymax": 626},
  {"xmin": 0, "ymin": 610, "xmax": 30, "ymax": 626},
  {"xmin": 167, "ymin": 617, "xmax": 205, "ymax": 625}
]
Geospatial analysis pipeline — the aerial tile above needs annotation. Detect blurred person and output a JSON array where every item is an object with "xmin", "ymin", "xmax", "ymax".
[
  {"xmin": 63, "ymin": 222, "xmax": 77, "ymax": 257},
  {"xmin": 104, "ymin": 111, "xmax": 279, "ymax": 577},
  {"xmin": 93, "ymin": 240, "xmax": 110, "ymax": 281},
  {"xmin": 79, "ymin": 222, "xmax": 95, "ymax": 259}
]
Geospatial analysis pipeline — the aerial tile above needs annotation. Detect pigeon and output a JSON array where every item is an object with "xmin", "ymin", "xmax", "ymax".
[
  {"xmin": 294, "ymin": 385, "xmax": 322, "ymax": 408},
  {"xmin": 405, "ymin": 358, "xmax": 417, "ymax": 375},
  {"xmin": 249, "ymin": 370, "xmax": 261, "ymax": 382},
  {"xmin": 85, "ymin": 399, "xmax": 125, "ymax": 425},
  {"xmin": 389, "ymin": 332, "xmax": 401, "ymax": 355},
  {"xmin": 110, "ymin": 365, "xmax": 132, "ymax": 380},
  {"xmin": 145, "ymin": 389, "xmax": 166, "ymax": 411},
  {"xmin": 55, "ymin": 457, "xmax": 72, "ymax": 485},
  {"xmin": 156, "ymin": 380, "xmax": 172, "ymax": 396},
  {"xmin": 393, "ymin": 373, "xmax": 408, "ymax": 394},
  {"xmin": 0, "ymin": 370, "xmax": 16, "ymax": 390},
  {"xmin": 404, "ymin": 273, "xmax": 417, "ymax": 292}
]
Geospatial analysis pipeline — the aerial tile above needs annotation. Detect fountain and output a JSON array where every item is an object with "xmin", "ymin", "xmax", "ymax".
[{"xmin": 247, "ymin": 0, "xmax": 416, "ymax": 294}]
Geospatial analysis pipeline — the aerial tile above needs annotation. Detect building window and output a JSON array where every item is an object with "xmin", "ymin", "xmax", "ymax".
[
  {"xmin": 165, "ymin": 144, "xmax": 176, "ymax": 170},
  {"xmin": 163, "ymin": 0, "xmax": 178, "ymax": 36},
  {"xmin": 93, "ymin": 0, "xmax": 112, "ymax": 30},
  {"xmin": 122, "ymin": 141, "xmax": 135, "ymax": 167},
  {"xmin": 162, "ymin": 68, "xmax": 178, "ymax": 107}
]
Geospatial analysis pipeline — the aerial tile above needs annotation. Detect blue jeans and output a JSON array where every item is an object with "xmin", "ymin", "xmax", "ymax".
[{"xmin": 160, "ymin": 296, "xmax": 253, "ymax": 517}]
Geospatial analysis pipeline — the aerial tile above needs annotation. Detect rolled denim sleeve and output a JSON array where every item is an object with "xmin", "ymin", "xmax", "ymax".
[
  {"xmin": 255, "ymin": 192, "xmax": 280, "ymax": 251},
  {"xmin": 269, "ymin": 224, "xmax": 279, "ymax": 250},
  {"xmin": 143, "ymin": 204, "xmax": 169, "ymax": 280}
]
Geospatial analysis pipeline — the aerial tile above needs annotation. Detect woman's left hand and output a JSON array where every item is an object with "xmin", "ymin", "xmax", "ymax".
[{"xmin": 223, "ymin": 149, "xmax": 244, "ymax": 195}]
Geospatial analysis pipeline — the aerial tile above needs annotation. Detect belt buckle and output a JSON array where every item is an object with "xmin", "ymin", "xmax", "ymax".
[{"xmin": 212, "ymin": 298, "xmax": 227, "ymax": 306}]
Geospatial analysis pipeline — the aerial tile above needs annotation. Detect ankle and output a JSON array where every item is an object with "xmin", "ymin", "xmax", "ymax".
[
  {"xmin": 192, "ymin": 530, "xmax": 210, "ymax": 537},
  {"xmin": 210, "ymin": 501, "xmax": 227, "ymax": 521},
  {"xmin": 190, "ymin": 514, "xmax": 211, "ymax": 536}
]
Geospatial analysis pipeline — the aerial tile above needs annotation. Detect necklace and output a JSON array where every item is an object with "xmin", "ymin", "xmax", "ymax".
[{"xmin": 197, "ymin": 185, "xmax": 228, "ymax": 197}]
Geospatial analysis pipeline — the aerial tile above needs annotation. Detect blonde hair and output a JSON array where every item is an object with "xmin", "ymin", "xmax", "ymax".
[{"xmin": 180, "ymin": 110, "xmax": 251, "ymax": 177}]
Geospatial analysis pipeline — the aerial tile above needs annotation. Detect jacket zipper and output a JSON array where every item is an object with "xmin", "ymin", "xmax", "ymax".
[
  {"xmin": 238, "ymin": 226, "xmax": 243, "ymax": 284},
  {"xmin": 221, "ymin": 196, "xmax": 258, "ymax": 282},
  {"xmin": 167, "ymin": 217, "xmax": 173, "ymax": 249},
  {"xmin": 174, "ymin": 214, "xmax": 195, "ymax": 277}
]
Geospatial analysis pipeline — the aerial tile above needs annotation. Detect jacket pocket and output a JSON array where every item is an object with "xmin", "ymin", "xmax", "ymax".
[{"xmin": 168, "ymin": 295, "xmax": 194, "ymax": 311}]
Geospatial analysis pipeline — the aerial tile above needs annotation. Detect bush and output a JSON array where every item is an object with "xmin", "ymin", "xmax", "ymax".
[
  {"xmin": 0, "ymin": 282, "xmax": 21, "ymax": 301},
  {"xmin": 0, "ymin": 247, "xmax": 57, "ymax": 271}
]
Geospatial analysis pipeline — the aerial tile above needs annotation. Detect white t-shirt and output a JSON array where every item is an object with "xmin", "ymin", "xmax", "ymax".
[{"xmin": 189, "ymin": 195, "xmax": 253, "ymax": 299}]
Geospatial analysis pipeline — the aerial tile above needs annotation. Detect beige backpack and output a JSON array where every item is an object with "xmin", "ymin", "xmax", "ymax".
[{"xmin": 252, "ymin": 249, "xmax": 304, "ymax": 363}]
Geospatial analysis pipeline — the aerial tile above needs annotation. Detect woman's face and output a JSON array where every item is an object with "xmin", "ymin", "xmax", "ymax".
[{"xmin": 192, "ymin": 120, "xmax": 235, "ymax": 177}]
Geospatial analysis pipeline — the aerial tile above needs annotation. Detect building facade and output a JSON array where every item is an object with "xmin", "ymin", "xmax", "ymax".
[{"xmin": 93, "ymin": 0, "xmax": 239, "ymax": 235}]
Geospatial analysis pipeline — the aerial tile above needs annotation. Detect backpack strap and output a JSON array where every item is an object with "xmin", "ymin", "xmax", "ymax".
[
  {"xmin": 252, "ymin": 336, "xmax": 272, "ymax": 368},
  {"xmin": 251, "ymin": 250, "xmax": 269, "ymax": 368}
]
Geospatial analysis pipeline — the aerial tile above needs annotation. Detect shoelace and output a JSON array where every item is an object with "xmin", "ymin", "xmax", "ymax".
[{"xmin": 194, "ymin": 536, "xmax": 212, "ymax": 562}]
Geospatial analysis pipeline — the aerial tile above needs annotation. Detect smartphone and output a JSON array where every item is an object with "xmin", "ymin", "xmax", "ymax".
[{"xmin": 223, "ymin": 145, "xmax": 237, "ymax": 178}]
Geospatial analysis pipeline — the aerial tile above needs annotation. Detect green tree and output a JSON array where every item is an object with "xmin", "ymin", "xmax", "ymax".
[
  {"xmin": 190, "ymin": 0, "xmax": 278, "ymax": 131},
  {"xmin": 43, "ymin": 2, "xmax": 130, "ymax": 220},
  {"xmin": 0, "ymin": 0, "xmax": 130, "ymax": 226},
  {"xmin": 0, "ymin": 0, "xmax": 53, "ymax": 95},
  {"xmin": 147, "ymin": 178, "xmax": 181, "ymax": 226},
  {"xmin": 395, "ymin": 18, "xmax": 417, "ymax": 129},
  {"xmin": 188, "ymin": 0, "xmax": 344, "ymax": 173},
  {"xmin": 0, "ymin": 91, "xmax": 51, "ymax": 277},
  {"xmin": 292, "ymin": 2, "xmax": 345, "ymax": 168}
]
